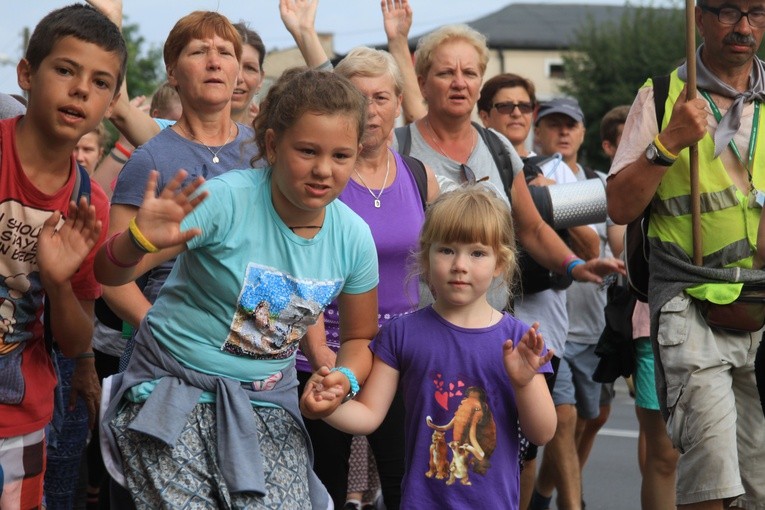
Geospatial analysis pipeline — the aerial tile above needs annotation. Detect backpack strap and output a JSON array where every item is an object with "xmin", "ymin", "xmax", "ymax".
[
  {"xmin": 652, "ymin": 74, "xmax": 670, "ymax": 129},
  {"xmin": 44, "ymin": 163, "xmax": 92, "ymax": 352},
  {"xmin": 522, "ymin": 154, "xmax": 555, "ymax": 182},
  {"xmin": 581, "ymin": 165, "xmax": 601, "ymax": 180},
  {"xmin": 394, "ymin": 125, "xmax": 412, "ymax": 157},
  {"xmin": 400, "ymin": 154, "xmax": 428, "ymax": 210},
  {"xmin": 472, "ymin": 122, "xmax": 515, "ymax": 199}
]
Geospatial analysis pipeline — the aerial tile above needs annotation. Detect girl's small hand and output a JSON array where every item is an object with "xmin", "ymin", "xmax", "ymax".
[
  {"xmin": 133, "ymin": 169, "xmax": 207, "ymax": 250},
  {"xmin": 503, "ymin": 322, "xmax": 554, "ymax": 389},
  {"xmin": 299, "ymin": 366, "xmax": 347, "ymax": 419}
]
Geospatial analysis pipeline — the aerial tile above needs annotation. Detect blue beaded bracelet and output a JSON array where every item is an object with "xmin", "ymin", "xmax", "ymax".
[
  {"xmin": 566, "ymin": 258, "xmax": 585, "ymax": 278},
  {"xmin": 330, "ymin": 366, "xmax": 360, "ymax": 396}
]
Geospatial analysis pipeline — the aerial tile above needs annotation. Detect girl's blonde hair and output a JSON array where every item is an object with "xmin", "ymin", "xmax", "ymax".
[
  {"xmin": 416, "ymin": 186, "xmax": 517, "ymax": 297},
  {"xmin": 413, "ymin": 24, "xmax": 489, "ymax": 79}
]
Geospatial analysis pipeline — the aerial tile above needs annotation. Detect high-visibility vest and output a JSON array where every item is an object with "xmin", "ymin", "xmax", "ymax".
[{"xmin": 647, "ymin": 69, "xmax": 765, "ymax": 304}]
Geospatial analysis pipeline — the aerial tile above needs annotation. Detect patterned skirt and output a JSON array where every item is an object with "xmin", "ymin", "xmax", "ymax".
[{"xmin": 111, "ymin": 402, "xmax": 311, "ymax": 509}]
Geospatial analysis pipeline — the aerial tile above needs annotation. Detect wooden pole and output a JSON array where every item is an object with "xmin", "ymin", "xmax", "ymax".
[{"xmin": 687, "ymin": 0, "xmax": 702, "ymax": 265}]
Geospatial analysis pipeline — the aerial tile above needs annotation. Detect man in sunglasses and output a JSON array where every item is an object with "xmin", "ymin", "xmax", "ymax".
[{"xmin": 607, "ymin": 1, "xmax": 765, "ymax": 508}]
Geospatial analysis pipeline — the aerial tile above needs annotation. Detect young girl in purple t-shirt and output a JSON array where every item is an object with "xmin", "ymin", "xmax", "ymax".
[{"xmin": 309, "ymin": 186, "xmax": 557, "ymax": 509}]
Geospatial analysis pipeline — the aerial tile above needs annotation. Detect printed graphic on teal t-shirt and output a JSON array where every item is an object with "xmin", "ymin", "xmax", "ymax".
[{"xmin": 225, "ymin": 262, "xmax": 342, "ymax": 359}]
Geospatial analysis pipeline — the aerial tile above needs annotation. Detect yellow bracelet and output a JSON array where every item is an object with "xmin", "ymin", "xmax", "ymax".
[
  {"xmin": 654, "ymin": 134, "xmax": 678, "ymax": 160},
  {"xmin": 128, "ymin": 217, "xmax": 159, "ymax": 253}
]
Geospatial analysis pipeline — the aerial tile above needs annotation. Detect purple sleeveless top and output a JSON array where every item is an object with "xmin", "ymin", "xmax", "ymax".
[{"xmin": 296, "ymin": 150, "xmax": 425, "ymax": 372}]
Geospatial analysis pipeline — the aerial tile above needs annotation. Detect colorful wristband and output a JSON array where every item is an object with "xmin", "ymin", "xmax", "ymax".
[
  {"xmin": 561, "ymin": 253, "xmax": 579, "ymax": 272},
  {"xmin": 105, "ymin": 233, "xmax": 142, "ymax": 268},
  {"xmin": 653, "ymin": 134, "xmax": 678, "ymax": 160},
  {"xmin": 330, "ymin": 366, "xmax": 360, "ymax": 395},
  {"xmin": 114, "ymin": 141, "xmax": 132, "ymax": 159},
  {"xmin": 128, "ymin": 217, "xmax": 159, "ymax": 253},
  {"xmin": 566, "ymin": 258, "xmax": 585, "ymax": 278},
  {"xmin": 109, "ymin": 150, "xmax": 127, "ymax": 164},
  {"xmin": 75, "ymin": 352, "xmax": 95, "ymax": 360}
]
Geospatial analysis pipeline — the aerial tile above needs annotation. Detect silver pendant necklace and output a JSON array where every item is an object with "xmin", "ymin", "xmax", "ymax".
[
  {"xmin": 177, "ymin": 122, "xmax": 234, "ymax": 164},
  {"xmin": 354, "ymin": 151, "xmax": 390, "ymax": 208}
]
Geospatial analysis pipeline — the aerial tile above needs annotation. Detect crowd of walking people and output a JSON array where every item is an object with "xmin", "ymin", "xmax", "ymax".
[{"xmin": 0, "ymin": 0, "xmax": 764, "ymax": 509}]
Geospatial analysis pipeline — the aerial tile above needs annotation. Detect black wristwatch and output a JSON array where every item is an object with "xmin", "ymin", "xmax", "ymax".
[{"xmin": 645, "ymin": 141, "xmax": 675, "ymax": 167}]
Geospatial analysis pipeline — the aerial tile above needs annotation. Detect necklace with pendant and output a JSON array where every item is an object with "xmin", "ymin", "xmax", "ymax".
[
  {"xmin": 354, "ymin": 151, "xmax": 390, "ymax": 208},
  {"xmin": 176, "ymin": 122, "xmax": 234, "ymax": 164}
]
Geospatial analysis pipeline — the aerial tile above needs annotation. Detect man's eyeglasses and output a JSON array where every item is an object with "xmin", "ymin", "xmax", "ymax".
[
  {"xmin": 701, "ymin": 4, "xmax": 765, "ymax": 28},
  {"xmin": 493, "ymin": 101, "xmax": 535, "ymax": 115}
]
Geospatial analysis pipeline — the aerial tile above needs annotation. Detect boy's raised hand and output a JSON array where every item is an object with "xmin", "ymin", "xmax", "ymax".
[
  {"xmin": 133, "ymin": 169, "xmax": 207, "ymax": 250},
  {"xmin": 38, "ymin": 198, "xmax": 102, "ymax": 289},
  {"xmin": 503, "ymin": 322, "xmax": 554, "ymax": 389}
]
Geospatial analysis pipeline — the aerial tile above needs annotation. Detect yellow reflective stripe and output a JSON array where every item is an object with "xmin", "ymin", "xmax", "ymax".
[{"xmin": 652, "ymin": 186, "xmax": 740, "ymax": 216}]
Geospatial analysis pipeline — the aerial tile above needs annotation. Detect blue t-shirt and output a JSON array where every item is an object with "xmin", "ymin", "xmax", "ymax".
[
  {"xmin": 147, "ymin": 169, "xmax": 378, "ymax": 385},
  {"xmin": 371, "ymin": 306, "xmax": 552, "ymax": 509}
]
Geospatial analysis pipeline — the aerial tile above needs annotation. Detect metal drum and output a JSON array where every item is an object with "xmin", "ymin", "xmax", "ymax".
[{"xmin": 531, "ymin": 176, "xmax": 608, "ymax": 229}]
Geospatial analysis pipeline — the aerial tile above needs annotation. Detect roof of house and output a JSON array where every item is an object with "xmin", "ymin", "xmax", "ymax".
[{"xmin": 410, "ymin": 3, "xmax": 678, "ymax": 50}]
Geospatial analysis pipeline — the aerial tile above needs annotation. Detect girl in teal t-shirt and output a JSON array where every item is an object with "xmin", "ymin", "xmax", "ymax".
[{"xmin": 95, "ymin": 70, "xmax": 378, "ymax": 509}]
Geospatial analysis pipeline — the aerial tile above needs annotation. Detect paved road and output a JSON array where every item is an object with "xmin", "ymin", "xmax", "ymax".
[{"xmin": 545, "ymin": 378, "xmax": 643, "ymax": 510}]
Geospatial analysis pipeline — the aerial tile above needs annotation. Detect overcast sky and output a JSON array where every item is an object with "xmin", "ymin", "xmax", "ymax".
[{"xmin": 0, "ymin": 0, "xmax": 636, "ymax": 95}]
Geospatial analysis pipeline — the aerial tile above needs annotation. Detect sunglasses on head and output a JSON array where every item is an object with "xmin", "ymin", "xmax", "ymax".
[{"xmin": 493, "ymin": 101, "xmax": 535, "ymax": 115}]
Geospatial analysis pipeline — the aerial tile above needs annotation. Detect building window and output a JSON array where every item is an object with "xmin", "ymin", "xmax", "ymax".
[{"xmin": 546, "ymin": 60, "xmax": 565, "ymax": 80}]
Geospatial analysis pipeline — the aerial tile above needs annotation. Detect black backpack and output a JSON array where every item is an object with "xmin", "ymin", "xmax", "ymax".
[{"xmin": 624, "ymin": 74, "xmax": 670, "ymax": 302}]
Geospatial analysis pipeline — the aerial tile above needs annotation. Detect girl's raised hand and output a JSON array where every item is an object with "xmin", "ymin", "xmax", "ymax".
[
  {"xmin": 133, "ymin": 170, "xmax": 207, "ymax": 250},
  {"xmin": 503, "ymin": 322, "xmax": 554, "ymax": 389}
]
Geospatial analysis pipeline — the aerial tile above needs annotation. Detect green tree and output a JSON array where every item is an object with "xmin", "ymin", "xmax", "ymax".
[
  {"xmin": 122, "ymin": 19, "xmax": 164, "ymax": 97},
  {"xmin": 561, "ymin": 3, "xmax": 687, "ymax": 170}
]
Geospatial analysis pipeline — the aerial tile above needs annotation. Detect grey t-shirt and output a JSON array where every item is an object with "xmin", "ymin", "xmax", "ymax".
[{"xmin": 112, "ymin": 123, "xmax": 259, "ymax": 303}]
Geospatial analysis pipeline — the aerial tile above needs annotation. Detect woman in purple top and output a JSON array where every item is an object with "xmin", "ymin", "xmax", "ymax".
[{"xmin": 294, "ymin": 46, "xmax": 438, "ymax": 509}]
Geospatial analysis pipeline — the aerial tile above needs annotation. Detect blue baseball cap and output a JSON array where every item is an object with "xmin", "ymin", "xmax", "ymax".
[{"xmin": 536, "ymin": 97, "xmax": 585, "ymax": 125}]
